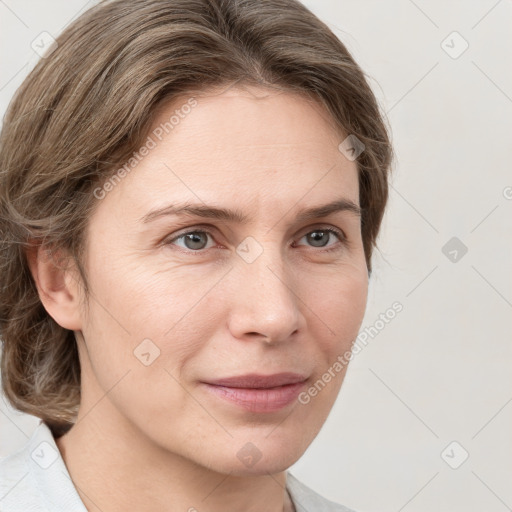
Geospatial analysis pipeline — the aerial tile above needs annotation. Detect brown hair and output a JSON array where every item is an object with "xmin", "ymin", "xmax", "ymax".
[{"xmin": 0, "ymin": 0, "xmax": 394, "ymax": 435}]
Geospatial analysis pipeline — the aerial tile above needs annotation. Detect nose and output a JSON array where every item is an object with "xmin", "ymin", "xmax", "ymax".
[{"xmin": 226, "ymin": 243, "xmax": 303, "ymax": 344}]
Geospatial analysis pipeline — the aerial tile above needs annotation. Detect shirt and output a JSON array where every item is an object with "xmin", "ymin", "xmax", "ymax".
[{"xmin": 0, "ymin": 420, "xmax": 355, "ymax": 511}]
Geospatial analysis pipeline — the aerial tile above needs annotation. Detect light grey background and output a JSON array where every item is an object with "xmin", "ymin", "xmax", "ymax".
[{"xmin": 1, "ymin": 1, "xmax": 511, "ymax": 511}]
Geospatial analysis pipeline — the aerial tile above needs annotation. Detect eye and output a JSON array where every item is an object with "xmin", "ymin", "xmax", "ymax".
[
  {"xmin": 295, "ymin": 227, "xmax": 345, "ymax": 251},
  {"xmin": 166, "ymin": 229, "xmax": 216, "ymax": 251},
  {"xmin": 164, "ymin": 226, "xmax": 346, "ymax": 254}
]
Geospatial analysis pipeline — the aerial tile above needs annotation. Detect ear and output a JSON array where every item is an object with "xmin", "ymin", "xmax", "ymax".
[{"xmin": 25, "ymin": 243, "xmax": 83, "ymax": 331}]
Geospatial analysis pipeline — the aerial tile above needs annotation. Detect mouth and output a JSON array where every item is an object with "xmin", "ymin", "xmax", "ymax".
[{"xmin": 200, "ymin": 372, "xmax": 308, "ymax": 413}]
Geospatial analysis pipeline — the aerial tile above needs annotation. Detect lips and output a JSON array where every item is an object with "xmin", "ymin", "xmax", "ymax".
[
  {"xmin": 204, "ymin": 372, "xmax": 308, "ymax": 389},
  {"xmin": 200, "ymin": 372, "xmax": 308, "ymax": 413}
]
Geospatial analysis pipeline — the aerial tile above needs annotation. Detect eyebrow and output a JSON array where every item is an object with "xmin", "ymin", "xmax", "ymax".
[{"xmin": 140, "ymin": 198, "xmax": 361, "ymax": 224}]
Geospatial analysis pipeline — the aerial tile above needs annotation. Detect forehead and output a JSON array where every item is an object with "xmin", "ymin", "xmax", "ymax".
[
  {"xmin": 95, "ymin": 84, "xmax": 359, "ymax": 223},
  {"xmin": 151, "ymin": 84, "xmax": 345, "ymax": 155}
]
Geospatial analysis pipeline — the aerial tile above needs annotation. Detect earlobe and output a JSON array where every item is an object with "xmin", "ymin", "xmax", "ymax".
[{"xmin": 25, "ymin": 243, "xmax": 83, "ymax": 331}]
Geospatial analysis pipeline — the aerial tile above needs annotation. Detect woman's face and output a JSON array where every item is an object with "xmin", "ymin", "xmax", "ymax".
[{"xmin": 74, "ymin": 84, "xmax": 368, "ymax": 475}]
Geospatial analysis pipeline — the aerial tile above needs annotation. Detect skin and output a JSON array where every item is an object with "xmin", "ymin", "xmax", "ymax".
[{"xmin": 28, "ymin": 83, "xmax": 369, "ymax": 512}]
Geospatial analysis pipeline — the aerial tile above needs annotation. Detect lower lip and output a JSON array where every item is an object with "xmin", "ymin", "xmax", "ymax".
[{"xmin": 201, "ymin": 381, "xmax": 306, "ymax": 413}]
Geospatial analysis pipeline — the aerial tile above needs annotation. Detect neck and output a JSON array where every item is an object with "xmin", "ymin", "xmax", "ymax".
[{"xmin": 55, "ymin": 402, "xmax": 295, "ymax": 512}]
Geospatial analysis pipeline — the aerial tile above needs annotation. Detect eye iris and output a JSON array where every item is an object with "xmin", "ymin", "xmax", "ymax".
[
  {"xmin": 184, "ymin": 232, "xmax": 208, "ymax": 250},
  {"xmin": 178, "ymin": 230, "xmax": 334, "ymax": 251},
  {"xmin": 307, "ymin": 230, "xmax": 330, "ymax": 247}
]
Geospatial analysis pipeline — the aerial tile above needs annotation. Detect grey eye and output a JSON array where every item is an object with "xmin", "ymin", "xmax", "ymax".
[
  {"xmin": 306, "ymin": 230, "xmax": 332, "ymax": 247},
  {"xmin": 174, "ymin": 231, "xmax": 212, "ymax": 250}
]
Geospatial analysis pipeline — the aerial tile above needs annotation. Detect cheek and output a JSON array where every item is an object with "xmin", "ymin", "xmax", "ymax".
[
  {"xmin": 302, "ymin": 264, "xmax": 368, "ymax": 351},
  {"xmin": 283, "ymin": 268, "xmax": 368, "ymax": 443},
  {"xmin": 80, "ymin": 253, "xmax": 222, "ymax": 381},
  {"xmin": 77, "ymin": 261, "xmax": 206, "ymax": 427}
]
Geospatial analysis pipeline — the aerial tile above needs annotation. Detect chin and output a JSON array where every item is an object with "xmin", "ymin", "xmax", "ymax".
[
  {"xmin": 211, "ymin": 438, "xmax": 307, "ymax": 477},
  {"xmin": 213, "ymin": 454, "xmax": 299, "ymax": 478}
]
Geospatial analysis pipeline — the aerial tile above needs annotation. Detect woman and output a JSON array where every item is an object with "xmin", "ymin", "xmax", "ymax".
[{"xmin": 0, "ymin": 0, "xmax": 393, "ymax": 510}]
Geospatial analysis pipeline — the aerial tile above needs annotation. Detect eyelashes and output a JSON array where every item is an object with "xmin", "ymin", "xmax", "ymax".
[{"xmin": 164, "ymin": 225, "xmax": 347, "ymax": 254}]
